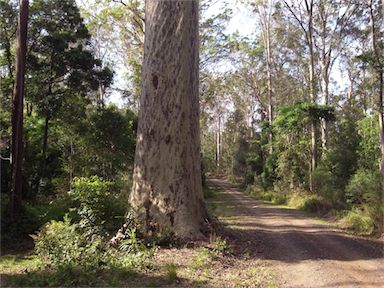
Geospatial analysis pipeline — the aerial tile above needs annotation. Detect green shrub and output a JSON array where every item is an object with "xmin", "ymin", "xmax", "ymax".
[
  {"xmin": 346, "ymin": 169, "xmax": 381, "ymax": 206},
  {"xmin": 212, "ymin": 237, "xmax": 232, "ymax": 255},
  {"xmin": 32, "ymin": 215, "xmax": 103, "ymax": 268},
  {"xmin": 69, "ymin": 176, "xmax": 126, "ymax": 237},
  {"xmin": 165, "ymin": 263, "xmax": 178, "ymax": 283},
  {"xmin": 1, "ymin": 202, "xmax": 43, "ymax": 247},
  {"xmin": 345, "ymin": 169, "xmax": 382, "ymax": 233},
  {"xmin": 312, "ymin": 165, "xmax": 343, "ymax": 206},
  {"xmin": 288, "ymin": 193, "xmax": 330, "ymax": 213},
  {"xmin": 246, "ymin": 186, "xmax": 286, "ymax": 205},
  {"xmin": 32, "ymin": 216, "xmax": 154, "ymax": 272},
  {"xmin": 340, "ymin": 208, "xmax": 375, "ymax": 235}
]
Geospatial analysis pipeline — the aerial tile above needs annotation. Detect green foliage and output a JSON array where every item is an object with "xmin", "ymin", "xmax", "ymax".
[
  {"xmin": 188, "ymin": 248, "xmax": 213, "ymax": 271},
  {"xmin": 357, "ymin": 115, "xmax": 380, "ymax": 171},
  {"xmin": 69, "ymin": 176, "xmax": 126, "ymax": 235},
  {"xmin": 346, "ymin": 169, "xmax": 381, "ymax": 206},
  {"xmin": 212, "ymin": 237, "xmax": 232, "ymax": 255},
  {"xmin": 32, "ymin": 215, "xmax": 103, "ymax": 267},
  {"xmin": 340, "ymin": 208, "xmax": 375, "ymax": 235},
  {"xmin": 321, "ymin": 105, "xmax": 361, "ymax": 191},
  {"xmin": 288, "ymin": 193, "xmax": 330, "ymax": 213},
  {"xmin": 28, "ymin": 215, "xmax": 155, "ymax": 286},
  {"xmin": 165, "ymin": 263, "xmax": 178, "ymax": 283},
  {"xmin": 117, "ymin": 229, "xmax": 156, "ymax": 269},
  {"xmin": 345, "ymin": 169, "xmax": 382, "ymax": 233},
  {"xmin": 81, "ymin": 106, "xmax": 137, "ymax": 180},
  {"xmin": 311, "ymin": 165, "xmax": 343, "ymax": 207},
  {"xmin": 246, "ymin": 186, "xmax": 287, "ymax": 205},
  {"xmin": 274, "ymin": 102, "xmax": 334, "ymax": 131}
]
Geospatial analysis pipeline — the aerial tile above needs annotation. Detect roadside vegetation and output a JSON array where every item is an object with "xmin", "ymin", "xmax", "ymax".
[{"xmin": 1, "ymin": 181, "xmax": 278, "ymax": 287}]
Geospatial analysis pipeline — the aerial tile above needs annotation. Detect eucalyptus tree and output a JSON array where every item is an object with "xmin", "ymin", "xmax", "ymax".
[
  {"xmin": 130, "ymin": 0, "xmax": 209, "ymax": 239},
  {"xmin": 312, "ymin": 0, "xmax": 358, "ymax": 151},
  {"xmin": 365, "ymin": 0, "xmax": 383, "ymax": 185},
  {"xmin": 283, "ymin": 0, "xmax": 319, "ymax": 191}
]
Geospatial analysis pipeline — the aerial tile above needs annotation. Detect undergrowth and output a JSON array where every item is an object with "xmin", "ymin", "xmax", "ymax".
[
  {"xmin": 246, "ymin": 186, "xmax": 287, "ymax": 205},
  {"xmin": 339, "ymin": 207, "xmax": 375, "ymax": 235},
  {"xmin": 246, "ymin": 182, "xmax": 380, "ymax": 236}
]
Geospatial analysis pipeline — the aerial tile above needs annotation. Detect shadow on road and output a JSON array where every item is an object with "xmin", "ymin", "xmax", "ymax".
[{"xmin": 207, "ymin": 178, "xmax": 384, "ymax": 263}]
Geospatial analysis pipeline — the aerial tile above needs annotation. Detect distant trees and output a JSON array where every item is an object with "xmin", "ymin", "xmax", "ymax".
[{"xmin": 198, "ymin": 0, "xmax": 382, "ymax": 233}]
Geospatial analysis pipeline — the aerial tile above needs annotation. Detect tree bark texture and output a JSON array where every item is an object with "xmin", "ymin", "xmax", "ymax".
[
  {"xmin": 129, "ymin": 0, "xmax": 209, "ymax": 239},
  {"xmin": 11, "ymin": 0, "xmax": 29, "ymax": 220}
]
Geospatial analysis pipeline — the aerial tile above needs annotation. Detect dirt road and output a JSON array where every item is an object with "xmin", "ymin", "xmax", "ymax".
[{"xmin": 208, "ymin": 178, "xmax": 384, "ymax": 288}]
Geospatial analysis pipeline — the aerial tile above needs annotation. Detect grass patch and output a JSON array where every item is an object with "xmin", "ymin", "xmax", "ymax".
[
  {"xmin": 165, "ymin": 263, "xmax": 178, "ymax": 283},
  {"xmin": 246, "ymin": 186, "xmax": 287, "ymax": 205},
  {"xmin": 211, "ymin": 237, "xmax": 232, "ymax": 255},
  {"xmin": 339, "ymin": 208, "xmax": 375, "ymax": 235},
  {"xmin": 188, "ymin": 248, "xmax": 213, "ymax": 271},
  {"xmin": 0, "ymin": 254, "xmax": 40, "ymax": 274},
  {"xmin": 288, "ymin": 193, "xmax": 331, "ymax": 213}
]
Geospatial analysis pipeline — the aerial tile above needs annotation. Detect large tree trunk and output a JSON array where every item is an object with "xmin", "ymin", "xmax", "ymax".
[
  {"xmin": 10, "ymin": 0, "xmax": 29, "ymax": 221},
  {"xmin": 129, "ymin": 0, "xmax": 209, "ymax": 239}
]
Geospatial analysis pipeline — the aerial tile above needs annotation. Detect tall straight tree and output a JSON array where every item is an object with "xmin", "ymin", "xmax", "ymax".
[
  {"xmin": 283, "ymin": 0, "xmax": 318, "ymax": 191},
  {"xmin": 10, "ymin": 0, "xmax": 28, "ymax": 220},
  {"xmin": 130, "ymin": 0, "xmax": 209, "ymax": 238},
  {"xmin": 314, "ymin": 0, "xmax": 357, "ymax": 152},
  {"xmin": 255, "ymin": 0, "xmax": 275, "ymax": 155},
  {"xmin": 366, "ymin": 0, "xmax": 384, "ymax": 190}
]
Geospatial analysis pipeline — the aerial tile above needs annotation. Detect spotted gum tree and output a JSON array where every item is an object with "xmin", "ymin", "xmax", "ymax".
[{"xmin": 129, "ymin": 0, "xmax": 209, "ymax": 239}]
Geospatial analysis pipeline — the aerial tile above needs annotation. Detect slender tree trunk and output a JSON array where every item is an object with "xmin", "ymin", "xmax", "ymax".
[
  {"xmin": 306, "ymin": 0, "xmax": 318, "ymax": 192},
  {"xmin": 368, "ymin": 0, "xmax": 384, "ymax": 196},
  {"xmin": 266, "ymin": 23, "xmax": 274, "ymax": 155},
  {"xmin": 10, "ymin": 0, "xmax": 29, "ymax": 221},
  {"xmin": 258, "ymin": 1, "xmax": 274, "ymax": 154},
  {"xmin": 216, "ymin": 115, "xmax": 221, "ymax": 170},
  {"xmin": 347, "ymin": 69, "xmax": 354, "ymax": 104},
  {"xmin": 129, "ymin": 0, "xmax": 209, "ymax": 239},
  {"xmin": 319, "ymin": 0, "xmax": 329, "ymax": 154},
  {"xmin": 320, "ymin": 64, "xmax": 329, "ymax": 152},
  {"xmin": 39, "ymin": 115, "xmax": 49, "ymax": 186}
]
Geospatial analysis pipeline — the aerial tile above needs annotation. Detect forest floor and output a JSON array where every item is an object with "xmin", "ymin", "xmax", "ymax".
[{"xmin": 1, "ymin": 178, "xmax": 383, "ymax": 287}]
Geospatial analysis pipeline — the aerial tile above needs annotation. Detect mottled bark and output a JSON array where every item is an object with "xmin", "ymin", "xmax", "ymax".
[
  {"xmin": 11, "ymin": 0, "xmax": 29, "ymax": 220},
  {"xmin": 130, "ymin": 0, "xmax": 209, "ymax": 239}
]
